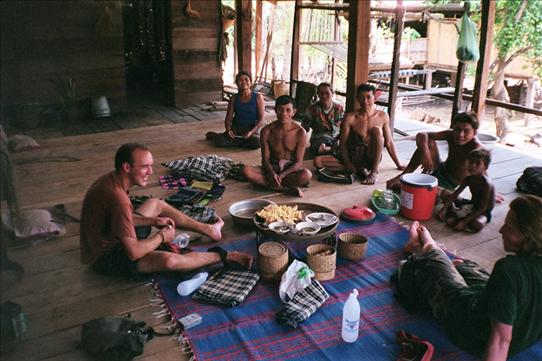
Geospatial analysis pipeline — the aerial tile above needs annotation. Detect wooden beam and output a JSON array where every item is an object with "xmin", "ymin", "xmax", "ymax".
[
  {"xmin": 235, "ymin": 0, "xmax": 252, "ymax": 76},
  {"xmin": 471, "ymin": 0, "xmax": 495, "ymax": 118},
  {"xmin": 289, "ymin": 0, "xmax": 302, "ymax": 95},
  {"xmin": 388, "ymin": 0, "xmax": 404, "ymax": 132},
  {"xmin": 346, "ymin": 0, "xmax": 371, "ymax": 112},
  {"xmin": 255, "ymin": 0, "xmax": 263, "ymax": 78}
]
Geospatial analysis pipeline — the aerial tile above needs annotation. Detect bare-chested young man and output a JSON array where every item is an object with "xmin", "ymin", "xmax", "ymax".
[
  {"xmin": 241, "ymin": 95, "xmax": 312, "ymax": 197},
  {"xmin": 386, "ymin": 112, "xmax": 482, "ymax": 191},
  {"xmin": 313, "ymin": 83, "xmax": 404, "ymax": 184}
]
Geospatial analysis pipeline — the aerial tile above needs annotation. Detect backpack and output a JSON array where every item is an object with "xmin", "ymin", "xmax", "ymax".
[
  {"xmin": 79, "ymin": 315, "xmax": 155, "ymax": 361},
  {"xmin": 516, "ymin": 167, "xmax": 542, "ymax": 197}
]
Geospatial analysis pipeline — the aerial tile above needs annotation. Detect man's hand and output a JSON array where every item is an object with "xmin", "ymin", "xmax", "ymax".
[
  {"xmin": 268, "ymin": 172, "xmax": 282, "ymax": 190},
  {"xmin": 397, "ymin": 164, "xmax": 406, "ymax": 171},
  {"xmin": 155, "ymin": 217, "xmax": 175, "ymax": 229},
  {"xmin": 226, "ymin": 129, "xmax": 236, "ymax": 138},
  {"xmin": 243, "ymin": 129, "xmax": 255, "ymax": 138},
  {"xmin": 160, "ymin": 225, "xmax": 175, "ymax": 244},
  {"xmin": 421, "ymin": 154, "xmax": 434, "ymax": 173}
]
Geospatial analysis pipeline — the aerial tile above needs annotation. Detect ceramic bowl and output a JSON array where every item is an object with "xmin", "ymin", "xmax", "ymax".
[
  {"xmin": 269, "ymin": 221, "xmax": 293, "ymax": 234},
  {"xmin": 229, "ymin": 199, "xmax": 276, "ymax": 227},
  {"xmin": 295, "ymin": 221, "xmax": 321, "ymax": 236}
]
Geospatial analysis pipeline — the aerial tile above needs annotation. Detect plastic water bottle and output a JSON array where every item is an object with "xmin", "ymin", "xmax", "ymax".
[
  {"xmin": 177, "ymin": 272, "xmax": 208, "ymax": 296},
  {"xmin": 172, "ymin": 233, "xmax": 190, "ymax": 248},
  {"xmin": 383, "ymin": 189, "xmax": 396, "ymax": 210},
  {"xmin": 341, "ymin": 289, "xmax": 360, "ymax": 343}
]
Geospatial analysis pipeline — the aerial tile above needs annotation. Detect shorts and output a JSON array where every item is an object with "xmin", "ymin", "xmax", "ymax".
[
  {"xmin": 271, "ymin": 159, "xmax": 294, "ymax": 173},
  {"xmin": 431, "ymin": 163, "xmax": 459, "ymax": 190},
  {"xmin": 91, "ymin": 226, "xmax": 151, "ymax": 279}
]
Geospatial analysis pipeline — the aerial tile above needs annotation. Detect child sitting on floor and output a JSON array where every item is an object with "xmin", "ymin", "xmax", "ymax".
[{"xmin": 437, "ymin": 148, "xmax": 495, "ymax": 233}]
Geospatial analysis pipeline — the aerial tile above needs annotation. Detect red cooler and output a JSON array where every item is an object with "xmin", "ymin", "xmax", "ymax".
[{"xmin": 400, "ymin": 173, "xmax": 438, "ymax": 220}]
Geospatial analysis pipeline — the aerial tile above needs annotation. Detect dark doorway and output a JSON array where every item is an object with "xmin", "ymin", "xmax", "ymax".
[{"xmin": 122, "ymin": 0, "xmax": 173, "ymax": 105}]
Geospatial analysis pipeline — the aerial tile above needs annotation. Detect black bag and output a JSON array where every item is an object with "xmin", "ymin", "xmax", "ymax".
[
  {"xmin": 516, "ymin": 166, "xmax": 542, "ymax": 197},
  {"xmin": 79, "ymin": 315, "xmax": 154, "ymax": 361}
]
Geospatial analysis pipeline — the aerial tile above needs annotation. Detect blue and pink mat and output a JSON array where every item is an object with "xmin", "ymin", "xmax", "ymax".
[{"xmin": 154, "ymin": 214, "xmax": 542, "ymax": 360}]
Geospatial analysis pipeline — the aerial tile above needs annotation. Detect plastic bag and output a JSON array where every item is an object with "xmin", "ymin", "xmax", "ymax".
[
  {"xmin": 279, "ymin": 260, "xmax": 315, "ymax": 302},
  {"xmin": 456, "ymin": 12, "xmax": 479, "ymax": 63}
]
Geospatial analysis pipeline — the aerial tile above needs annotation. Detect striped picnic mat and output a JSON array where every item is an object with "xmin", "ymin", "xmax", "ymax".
[{"xmin": 154, "ymin": 214, "xmax": 542, "ymax": 360}]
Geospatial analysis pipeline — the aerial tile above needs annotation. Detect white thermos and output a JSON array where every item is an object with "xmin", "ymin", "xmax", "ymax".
[{"xmin": 341, "ymin": 289, "xmax": 360, "ymax": 343}]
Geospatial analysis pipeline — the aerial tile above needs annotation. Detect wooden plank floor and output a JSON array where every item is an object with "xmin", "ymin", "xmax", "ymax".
[{"xmin": 2, "ymin": 112, "xmax": 540, "ymax": 361}]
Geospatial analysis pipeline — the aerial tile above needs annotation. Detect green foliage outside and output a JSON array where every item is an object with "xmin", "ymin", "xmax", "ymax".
[{"xmin": 427, "ymin": 0, "xmax": 542, "ymax": 78}]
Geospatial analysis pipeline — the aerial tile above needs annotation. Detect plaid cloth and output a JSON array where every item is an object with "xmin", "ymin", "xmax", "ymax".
[
  {"xmin": 276, "ymin": 279, "xmax": 329, "ymax": 328},
  {"xmin": 158, "ymin": 175, "xmax": 187, "ymax": 189},
  {"xmin": 162, "ymin": 154, "xmax": 243, "ymax": 183},
  {"xmin": 192, "ymin": 269, "xmax": 260, "ymax": 307}
]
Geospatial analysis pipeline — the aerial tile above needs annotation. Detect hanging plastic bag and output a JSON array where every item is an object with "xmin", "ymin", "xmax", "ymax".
[
  {"xmin": 279, "ymin": 260, "xmax": 314, "ymax": 302},
  {"xmin": 456, "ymin": 12, "xmax": 480, "ymax": 63}
]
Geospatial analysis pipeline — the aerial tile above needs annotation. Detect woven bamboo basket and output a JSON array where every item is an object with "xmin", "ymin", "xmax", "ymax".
[
  {"xmin": 306, "ymin": 244, "xmax": 336, "ymax": 281},
  {"xmin": 338, "ymin": 233, "xmax": 368, "ymax": 261},
  {"xmin": 257, "ymin": 242, "xmax": 289, "ymax": 282}
]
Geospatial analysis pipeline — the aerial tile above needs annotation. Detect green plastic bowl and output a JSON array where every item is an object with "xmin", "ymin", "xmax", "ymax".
[{"xmin": 371, "ymin": 192, "xmax": 400, "ymax": 215}]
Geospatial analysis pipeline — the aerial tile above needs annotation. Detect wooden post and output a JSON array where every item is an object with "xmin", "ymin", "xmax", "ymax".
[
  {"xmin": 388, "ymin": 0, "xmax": 404, "ymax": 132},
  {"xmin": 255, "ymin": 0, "xmax": 263, "ymax": 79},
  {"xmin": 289, "ymin": 0, "xmax": 302, "ymax": 95},
  {"xmin": 236, "ymin": 0, "xmax": 252, "ymax": 76},
  {"xmin": 452, "ymin": 61, "xmax": 466, "ymax": 120},
  {"xmin": 471, "ymin": 0, "xmax": 495, "ymax": 119},
  {"xmin": 346, "ymin": 0, "xmax": 371, "ymax": 112}
]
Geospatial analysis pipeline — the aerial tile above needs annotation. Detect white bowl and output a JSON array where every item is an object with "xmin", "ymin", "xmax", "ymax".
[
  {"xmin": 269, "ymin": 221, "xmax": 293, "ymax": 234},
  {"xmin": 295, "ymin": 221, "xmax": 321, "ymax": 236},
  {"xmin": 478, "ymin": 133, "xmax": 500, "ymax": 150}
]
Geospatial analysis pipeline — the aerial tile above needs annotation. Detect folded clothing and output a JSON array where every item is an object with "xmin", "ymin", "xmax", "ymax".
[
  {"xmin": 165, "ymin": 187, "xmax": 206, "ymax": 206},
  {"xmin": 276, "ymin": 279, "xmax": 329, "ymax": 328},
  {"xmin": 192, "ymin": 269, "xmax": 260, "ymax": 307},
  {"xmin": 159, "ymin": 175, "xmax": 187, "ymax": 190}
]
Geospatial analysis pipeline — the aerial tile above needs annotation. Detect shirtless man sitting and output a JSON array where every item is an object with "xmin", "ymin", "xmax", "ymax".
[
  {"xmin": 387, "ymin": 112, "xmax": 482, "ymax": 191},
  {"xmin": 80, "ymin": 143, "xmax": 252, "ymax": 278},
  {"xmin": 241, "ymin": 95, "xmax": 312, "ymax": 197},
  {"xmin": 313, "ymin": 83, "xmax": 404, "ymax": 185}
]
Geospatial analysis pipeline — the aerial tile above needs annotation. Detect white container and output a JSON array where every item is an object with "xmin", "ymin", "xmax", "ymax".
[
  {"xmin": 91, "ymin": 96, "xmax": 111, "ymax": 118},
  {"xmin": 173, "ymin": 233, "xmax": 190, "ymax": 248},
  {"xmin": 177, "ymin": 272, "xmax": 208, "ymax": 296},
  {"xmin": 341, "ymin": 289, "xmax": 360, "ymax": 343}
]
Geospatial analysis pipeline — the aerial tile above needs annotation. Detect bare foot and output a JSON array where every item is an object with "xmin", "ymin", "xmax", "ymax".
[
  {"xmin": 206, "ymin": 217, "xmax": 224, "ymax": 241},
  {"xmin": 227, "ymin": 252, "xmax": 254, "ymax": 270},
  {"xmin": 418, "ymin": 225, "xmax": 437, "ymax": 252},
  {"xmin": 285, "ymin": 187, "xmax": 303, "ymax": 197},
  {"xmin": 404, "ymin": 221, "xmax": 422, "ymax": 253},
  {"xmin": 386, "ymin": 175, "xmax": 401, "ymax": 191},
  {"xmin": 496, "ymin": 192, "xmax": 505, "ymax": 204},
  {"xmin": 362, "ymin": 171, "xmax": 378, "ymax": 185}
]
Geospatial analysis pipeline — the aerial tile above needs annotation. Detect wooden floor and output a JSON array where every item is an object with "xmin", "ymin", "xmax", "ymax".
[{"xmin": 1, "ymin": 108, "xmax": 540, "ymax": 361}]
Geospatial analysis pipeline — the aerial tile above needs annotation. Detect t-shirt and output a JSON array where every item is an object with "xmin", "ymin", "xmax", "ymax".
[
  {"xmin": 301, "ymin": 101, "xmax": 344, "ymax": 141},
  {"xmin": 80, "ymin": 171, "xmax": 137, "ymax": 264},
  {"xmin": 485, "ymin": 255, "xmax": 542, "ymax": 357},
  {"xmin": 444, "ymin": 255, "xmax": 542, "ymax": 357}
]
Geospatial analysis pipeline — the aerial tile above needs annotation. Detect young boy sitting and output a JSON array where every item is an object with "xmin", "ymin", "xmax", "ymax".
[
  {"xmin": 241, "ymin": 95, "xmax": 312, "ymax": 197},
  {"xmin": 387, "ymin": 112, "xmax": 482, "ymax": 191},
  {"xmin": 437, "ymin": 148, "xmax": 495, "ymax": 233}
]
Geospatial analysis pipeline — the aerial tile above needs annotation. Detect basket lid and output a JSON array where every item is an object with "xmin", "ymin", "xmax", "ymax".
[
  {"xmin": 341, "ymin": 205, "xmax": 375, "ymax": 221},
  {"xmin": 258, "ymin": 242, "xmax": 287, "ymax": 257}
]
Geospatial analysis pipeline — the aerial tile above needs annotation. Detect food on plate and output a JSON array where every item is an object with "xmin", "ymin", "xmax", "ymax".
[{"xmin": 256, "ymin": 204, "xmax": 303, "ymax": 224}]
